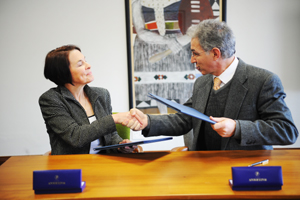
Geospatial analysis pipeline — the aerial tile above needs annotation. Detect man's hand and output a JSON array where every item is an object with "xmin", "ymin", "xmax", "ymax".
[
  {"xmin": 112, "ymin": 112, "xmax": 142, "ymax": 130},
  {"xmin": 128, "ymin": 108, "xmax": 148, "ymax": 131},
  {"xmin": 112, "ymin": 109, "xmax": 148, "ymax": 131},
  {"xmin": 210, "ymin": 116, "xmax": 236, "ymax": 137}
]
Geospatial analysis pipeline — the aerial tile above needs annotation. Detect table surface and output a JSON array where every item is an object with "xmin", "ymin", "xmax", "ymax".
[{"xmin": 1, "ymin": 150, "xmax": 300, "ymax": 200}]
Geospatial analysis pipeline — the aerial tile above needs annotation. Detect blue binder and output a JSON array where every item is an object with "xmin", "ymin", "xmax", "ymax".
[
  {"xmin": 148, "ymin": 93, "xmax": 216, "ymax": 124},
  {"xmin": 94, "ymin": 137, "xmax": 173, "ymax": 151}
]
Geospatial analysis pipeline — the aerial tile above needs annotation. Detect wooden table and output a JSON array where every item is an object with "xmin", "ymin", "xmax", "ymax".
[{"xmin": 0, "ymin": 150, "xmax": 300, "ymax": 199}]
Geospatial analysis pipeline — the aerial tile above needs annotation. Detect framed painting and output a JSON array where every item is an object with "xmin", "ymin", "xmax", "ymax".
[{"xmin": 125, "ymin": 0, "xmax": 227, "ymax": 114}]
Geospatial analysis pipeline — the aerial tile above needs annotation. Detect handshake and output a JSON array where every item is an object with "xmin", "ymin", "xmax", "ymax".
[{"xmin": 112, "ymin": 108, "xmax": 148, "ymax": 131}]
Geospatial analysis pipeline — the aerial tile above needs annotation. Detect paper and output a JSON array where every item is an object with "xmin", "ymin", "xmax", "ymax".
[{"xmin": 148, "ymin": 93, "xmax": 216, "ymax": 124}]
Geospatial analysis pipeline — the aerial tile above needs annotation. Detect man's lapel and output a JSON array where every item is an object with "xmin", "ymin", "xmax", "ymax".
[
  {"xmin": 221, "ymin": 59, "xmax": 248, "ymax": 150},
  {"xmin": 192, "ymin": 75, "xmax": 213, "ymax": 149}
]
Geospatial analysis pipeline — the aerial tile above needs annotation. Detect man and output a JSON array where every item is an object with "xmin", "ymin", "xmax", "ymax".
[{"xmin": 128, "ymin": 19, "xmax": 298, "ymax": 150}]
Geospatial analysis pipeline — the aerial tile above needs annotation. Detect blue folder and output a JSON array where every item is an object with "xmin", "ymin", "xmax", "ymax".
[
  {"xmin": 94, "ymin": 137, "xmax": 173, "ymax": 151},
  {"xmin": 148, "ymin": 93, "xmax": 216, "ymax": 124}
]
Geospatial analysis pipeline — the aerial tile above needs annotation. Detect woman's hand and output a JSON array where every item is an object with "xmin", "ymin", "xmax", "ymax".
[
  {"xmin": 118, "ymin": 139, "xmax": 137, "ymax": 153},
  {"xmin": 112, "ymin": 112, "xmax": 142, "ymax": 129},
  {"xmin": 112, "ymin": 109, "xmax": 147, "ymax": 131}
]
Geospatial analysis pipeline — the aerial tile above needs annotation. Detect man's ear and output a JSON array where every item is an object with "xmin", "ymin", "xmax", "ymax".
[{"xmin": 212, "ymin": 47, "xmax": 221, "ymax": 60}]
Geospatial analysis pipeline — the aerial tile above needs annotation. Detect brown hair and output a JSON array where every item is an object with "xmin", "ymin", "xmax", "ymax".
[{"xmin": 44, "ymin": 45, "xmax": 81, "ymax": 86}]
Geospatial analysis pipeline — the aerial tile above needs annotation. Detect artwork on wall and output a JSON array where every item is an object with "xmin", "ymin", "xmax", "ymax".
[{"xmin": 125, "ymin": 0, "xmax": 226, "ymax": 114}]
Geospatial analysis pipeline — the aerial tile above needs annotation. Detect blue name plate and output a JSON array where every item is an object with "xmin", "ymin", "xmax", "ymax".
[
  {"xmin": 33, "ymin": 169, "xmax": 86, "ymax": 194},
  {"xmin": 229, "ymin": 166, "xmax": 283, "ymax": 191}
]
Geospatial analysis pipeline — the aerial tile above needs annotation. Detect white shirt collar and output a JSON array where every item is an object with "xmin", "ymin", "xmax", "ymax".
[{"xmin": 213, "ymin": 56, "xmax": 239, "ymax": 86}]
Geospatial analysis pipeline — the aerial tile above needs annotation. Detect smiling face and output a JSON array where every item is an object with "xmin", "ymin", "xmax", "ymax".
[
  {"xmin": 190, "ymin": 38, "xmax": 217, "ymax": 76},
  {"xmin": 68, "ymin": 49, "xmax": 94, "ymax": 86}
]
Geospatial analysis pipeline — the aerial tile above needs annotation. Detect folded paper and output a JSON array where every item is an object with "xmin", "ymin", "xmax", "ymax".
[
  {"xmin": 148, "ymin": 93, "xmax": 215, "ymax": 124},
  {"xmin": 229, "ymin": 166, "xmax": 283, "ymax": 191},
  {"xmin": 33, "ymin": 169, "xmax": 85, "ymax": 194}
]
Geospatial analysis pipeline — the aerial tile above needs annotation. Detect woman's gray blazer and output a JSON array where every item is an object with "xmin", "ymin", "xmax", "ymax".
[{"xmin": 39, "ymin": 85, "xmax": 123, "ymax": 155}]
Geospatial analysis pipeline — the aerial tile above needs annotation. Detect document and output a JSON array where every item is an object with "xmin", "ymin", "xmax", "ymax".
[{"xmin": 148, "ymin": 93, "xmax": 216, "ymax": 124}]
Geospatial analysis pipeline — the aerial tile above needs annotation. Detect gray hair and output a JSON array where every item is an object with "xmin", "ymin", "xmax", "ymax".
[{"xmin": 192, "ymin": 19, "xmax": 236, "ymax": 58}]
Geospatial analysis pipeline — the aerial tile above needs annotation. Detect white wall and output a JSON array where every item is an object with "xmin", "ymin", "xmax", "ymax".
[
  {"xmin": 0, "ymin": 0, "xmax": 129, "ymax": 156},
  {"xmin": 0, "ymin": 0, "xmax": 299, "ymax": 156}
]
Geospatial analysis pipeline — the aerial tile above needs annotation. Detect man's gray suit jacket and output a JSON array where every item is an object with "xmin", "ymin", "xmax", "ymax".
[{"xmin": 142, "ymin": 58, "xmax": 298, "ymax": 150}]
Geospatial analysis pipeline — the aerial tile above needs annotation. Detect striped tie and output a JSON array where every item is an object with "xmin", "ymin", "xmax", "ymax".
[{"xmin": 213, "ymin": 77, "xmax": 222, "ymax": 90}]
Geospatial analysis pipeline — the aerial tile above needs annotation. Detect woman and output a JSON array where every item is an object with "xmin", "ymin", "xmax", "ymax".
[{"xmin": 39, "ymin": 45, "xmax": 139, "ymax": 155}]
